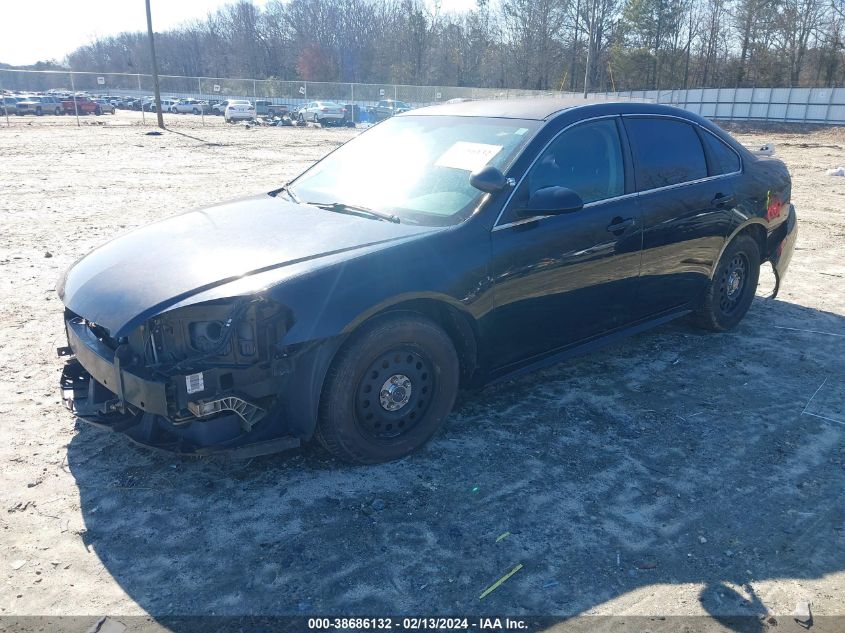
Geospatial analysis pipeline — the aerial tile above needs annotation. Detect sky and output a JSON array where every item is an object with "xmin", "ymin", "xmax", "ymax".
[{"xmin": 0, "ymin": 0, "xmax": 478, "ymax": 67}]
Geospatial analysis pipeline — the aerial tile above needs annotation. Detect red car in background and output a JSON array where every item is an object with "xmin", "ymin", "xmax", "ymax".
[{"xmin": 61, "ymin": 96, "xmax": 103, "ymax": 115}]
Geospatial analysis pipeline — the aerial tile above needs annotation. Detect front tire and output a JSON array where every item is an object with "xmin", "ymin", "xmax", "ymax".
[
  {"xmin": 693, "ymin": 234, "xmax": 760, "ymax": 331},
  {"xmin": 316, "ymin": 314, "xmax": 459, "ymax": 464}
]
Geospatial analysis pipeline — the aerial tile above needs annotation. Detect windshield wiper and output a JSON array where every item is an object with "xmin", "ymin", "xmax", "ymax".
[
  {"xmin": 310, "ymin": 201, "xmax": 400, "ymax": 223},
  {"xmin": 276, "ymin": 184, "xmax": 301, "ymax": 204}
]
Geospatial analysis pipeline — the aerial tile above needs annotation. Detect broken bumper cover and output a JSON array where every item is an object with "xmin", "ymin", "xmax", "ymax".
[
  {"xmin": 62, "ymin": 316, "xmax": 169, "ymax": 415},
  {"xmin": 768, "ymin": 204, "xmax": 798, "ymax": 297},
  {"xmin": 59, "ymin": 317, "xmax": 300, "ymax": 458}
]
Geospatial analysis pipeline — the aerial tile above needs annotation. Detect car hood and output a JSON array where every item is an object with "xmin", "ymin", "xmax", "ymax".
[{"xmin": 59, "ymin": 194, "xmax": 439, "ymax": 336}]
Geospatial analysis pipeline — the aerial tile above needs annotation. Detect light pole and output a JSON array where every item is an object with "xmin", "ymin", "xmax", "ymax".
[{"xmin": 145, "ymin": 0, "xmax": 164, "ymax": 129}]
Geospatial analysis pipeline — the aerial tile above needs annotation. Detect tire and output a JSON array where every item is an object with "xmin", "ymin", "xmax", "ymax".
[
  {"xmin": 95, "ymin": 106, "xmax": 102, "ymax": 116},
  {"xmin": 316, "ymin": 313, "xmax": 459, "ymax": 464},
  {"xmin": 693, "ymin": 234, "xmax": 760, "ymax": 331},
  {"xmin": 192, "ymin": 108, "xmax": 199, "ymax": 115},
  {"xmin": 54, "ymin": 107, "xmax": 61, "ymax": 116},
  {"xmin": 298, "ymin": 113, "xmax": 305, "ymax": 124},
  {"xmin": 35, "ymin": 107, "xmax": 43, "ymax": 116}
]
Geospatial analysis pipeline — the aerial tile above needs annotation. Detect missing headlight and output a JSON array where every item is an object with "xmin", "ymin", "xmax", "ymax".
[{"xmin": 189, "ymin": 320, "xmax": 226, "ymax": 352}]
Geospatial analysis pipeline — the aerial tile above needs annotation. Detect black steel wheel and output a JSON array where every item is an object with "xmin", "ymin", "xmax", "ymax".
[
  {"xmin": 693, "ymin": 234, "xmax": 760, "ymax": 331},
  {"xmin": 718, "ymin": 252, "xmax": 749, "ymax": 315},
  {"xmin": 316, "ymin": 313, "xmax": 459, "ymax": 464},
  {"xmin": 354, "ymin": 348, "xmax": 435, "ymax": 441}
]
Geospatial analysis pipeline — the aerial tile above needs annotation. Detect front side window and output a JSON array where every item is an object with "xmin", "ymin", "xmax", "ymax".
[
  {"xmin": 625, "ymin": 117, "xmax": 707, "ymax": 191},
  {"xmin": 289, "ymin": 115, "xmax": 538, "ymax": 226},
  {"xmin": 515, "ymin": 118, "xmax": 625, "ymax": 210}
]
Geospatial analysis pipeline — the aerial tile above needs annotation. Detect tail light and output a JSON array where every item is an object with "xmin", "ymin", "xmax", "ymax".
[{"xmin": 321, "ymin": 107, "xmax": 328, "ymax": 112}]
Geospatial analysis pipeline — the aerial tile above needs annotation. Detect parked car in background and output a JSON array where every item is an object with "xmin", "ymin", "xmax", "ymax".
[
  {"xmin": 297, "ymin": 101, "xmax": 346, "ymax": 125},
  {"xmin": 255, "ymin": 100, "xmax": 290, "ymax": 117},
  {"xmin": 61, "ymin": 96, "xmax": 101, "ymax": 115},
  {"xmin": 170, "ymin": 99, "xmax": 209, "ymax": 114},
  {"xmin": 342, "ymin": 103, "xmax": 363, "ymax": 125},
  {"xmin": 149, "ymin": 99, "xmax": 180, "ymax": 113},
  {"xmin": 94, "ymin": 99, "xmax": 116, "ymax": 114},
  {"xmin": 53, "ymin": 98, "xmax": 798, "ymax": 463},
  {"xmin": 16, "ymin": 95, "xmax": 65, "ymax": 116},
  {"xmin": 369, "ymin": 99, "xmax": 411, "ymax": 121},
  {"xmin": 212, "ymin": 100, "xmax": 230, "ymax": 115},
  {"xmin": 2, "ymin": 96, "xmax": 19, "ymax": 115},
  {"xmin": 224, "ymin": 100, "xmax": 255, "ymax": 122}
]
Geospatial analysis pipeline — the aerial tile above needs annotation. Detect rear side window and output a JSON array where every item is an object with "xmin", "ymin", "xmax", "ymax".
[
  {"xmin": 625, "ymin": 118, "xmax": 707, "ymax": 191},
  {"xmin": 701, "ymin": 130, "xmax": 741, "ymax": 175}
]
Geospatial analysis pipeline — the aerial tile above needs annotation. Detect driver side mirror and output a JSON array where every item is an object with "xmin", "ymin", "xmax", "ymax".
[
  {"xmin": 521, "ymin": 186, "xmax": 584, "ymax": 216},
  {"xmin": 469, "ymin": 165, "xmax": 507, "ymax": 194}
]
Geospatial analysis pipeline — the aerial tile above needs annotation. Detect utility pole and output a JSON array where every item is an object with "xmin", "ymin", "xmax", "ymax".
[{"xmin": 145, "ymin": 0, "xmax": 164, "ymax": 129}]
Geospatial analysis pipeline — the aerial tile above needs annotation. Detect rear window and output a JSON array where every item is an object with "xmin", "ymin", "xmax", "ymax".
[
  {"xmin": 625, "ymin": 117, "xmax": 707, "ymax": 191},
  {"xmin": 701, "ymin": 129, "xmax": 741, "ymax": 175}
]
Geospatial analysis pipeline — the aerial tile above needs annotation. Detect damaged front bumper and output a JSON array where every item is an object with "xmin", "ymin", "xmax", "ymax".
[{"xmin": 58, "ymin": 315, "xmax": 301, "ymax": 458}]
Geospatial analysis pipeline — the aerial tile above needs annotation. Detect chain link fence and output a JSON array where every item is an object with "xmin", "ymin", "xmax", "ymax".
[
  {"xmin": 4, "ymin": 68, "xmax": 845, "ymax": 127},
  {"xmin": 0, "ymin": 68, "xmax": 575, "ymax": 127}
]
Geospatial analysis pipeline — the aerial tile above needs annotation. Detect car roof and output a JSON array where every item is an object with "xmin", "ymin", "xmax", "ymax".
[{"xmin": 402, "ymin": 97, "xmax": 669, "ymax": 121}]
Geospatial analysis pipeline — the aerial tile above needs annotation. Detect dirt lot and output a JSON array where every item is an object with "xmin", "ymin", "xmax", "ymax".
[{"xmin": 0, "ymin": 110, "xmax": 843, "ymax": 627}]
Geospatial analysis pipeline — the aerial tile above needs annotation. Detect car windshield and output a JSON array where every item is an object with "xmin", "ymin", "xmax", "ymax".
[{"xmin": 288, "ymin": 115, "xmax": 537, "ymax": 226}]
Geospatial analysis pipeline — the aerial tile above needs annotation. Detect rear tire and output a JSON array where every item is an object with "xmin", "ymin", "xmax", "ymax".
[
  {"xmin": 316, "ymin": 314, "xmax": 459, "ymax": 464},
  {"xmin": 693, "ymin": 234, "xmax": 760, "ymax": 331}
]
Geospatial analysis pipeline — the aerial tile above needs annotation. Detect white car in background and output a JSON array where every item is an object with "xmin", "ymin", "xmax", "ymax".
[
  {"xmin": 147, "ymin": 98, "xmax": 180, "ymax": 113},
  {"xmin": 171, "ymin": 99, "xmax": 209, "ymax": 114},
  {"xmin": 296, "ymin": 101, "xmax": 346, "ymax": 126},
  {"xmin": 224, "ymin": 100, "xmax": 255, "ymax": 122}
]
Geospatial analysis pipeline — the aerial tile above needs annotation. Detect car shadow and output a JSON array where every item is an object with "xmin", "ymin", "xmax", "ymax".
[{"xmin": 66, "ymin": 297, "xmax": 845, "ymax": 626}]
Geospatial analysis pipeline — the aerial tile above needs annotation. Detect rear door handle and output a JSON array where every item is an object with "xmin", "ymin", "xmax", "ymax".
[
  {"xmin": 711, "ymin": 193, "xmax": 735, "ymax": 207},
  {"xmin": 607, "ymin": 217, "xmax": 635, "ymax": 233}
]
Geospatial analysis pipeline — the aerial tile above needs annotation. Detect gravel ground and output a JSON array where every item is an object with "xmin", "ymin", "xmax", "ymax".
[{"xmin": 0, "ymin": 111, "xmax": 843, "ymax": 627}]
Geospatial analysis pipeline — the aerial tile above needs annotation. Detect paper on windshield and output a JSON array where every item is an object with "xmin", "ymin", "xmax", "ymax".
[{"xmin": 435, "ymin": 142, "xmax": 503, "ymax": 172}]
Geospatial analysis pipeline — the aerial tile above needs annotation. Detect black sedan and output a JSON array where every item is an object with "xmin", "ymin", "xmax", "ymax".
[{"xmin": 57, "ymin": 99, "xmax": 798, "ymax": 463}]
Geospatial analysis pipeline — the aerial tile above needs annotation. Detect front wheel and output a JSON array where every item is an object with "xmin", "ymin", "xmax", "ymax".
[
  {"xmin": 54, "ymin": 107, "xmax": 62, "ymax": 115},
  {"xmin": 693, "ymin": 234, "xmax": 760, "ymax": 331},
  {"xmin": 316, "ymin": 314, "xmax": 459, "ymax": 464}
]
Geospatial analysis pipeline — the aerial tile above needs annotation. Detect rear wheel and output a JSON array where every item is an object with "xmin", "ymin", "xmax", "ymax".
[
  {"xmin": 35, "ymin": 107, "xmax": 43, "ymax": 116},
  {"xmin": 54, "ymin": 107, "xmax": 62, "ymax": 115},
  {"xmin": 693, "ymin": 234, "xmax": 760, "ymax": 331},
  {"xmin": 316, "ymin": 314, "xmax": 459, "ymax": 464},
  {"xmin": 192, "ymin": 108, "xmax": 199, "ymax": 115}
]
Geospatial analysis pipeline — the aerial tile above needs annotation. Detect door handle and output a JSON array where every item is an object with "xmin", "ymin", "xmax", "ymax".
[
  {"xmin": 711, "ymin": 193, "xmax": 735, "ymax": 207},
  {"xmin": 606, "ymin": 217, "xmax": 635, "ymax": 233}
]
